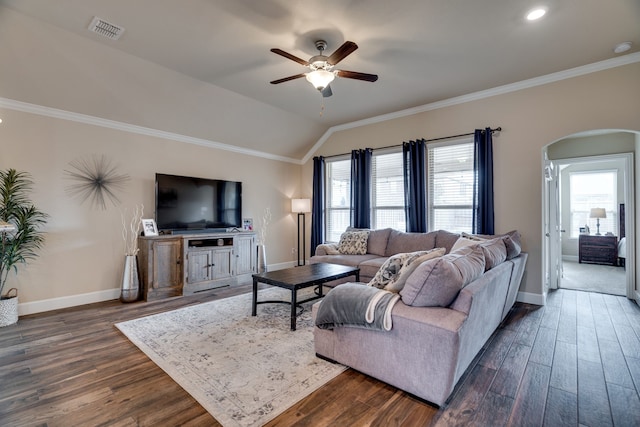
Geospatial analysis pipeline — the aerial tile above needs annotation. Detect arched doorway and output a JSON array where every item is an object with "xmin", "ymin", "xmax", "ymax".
[{"xmin": 542, "ymin": 129, "xmax": 639, "ymax": 301}]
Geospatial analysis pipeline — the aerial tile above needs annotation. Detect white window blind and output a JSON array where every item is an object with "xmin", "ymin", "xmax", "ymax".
[
  {"xmin": 427, "ymin": 140, "xmax": 474, "ymax": 233},
  {"xmin": 569, "ymin": 171, "xmax": 617, "ymax": 238},
  {"xmin": 325, "ymin": 158, "xmax": 351, "ymax": 242},
  {"xmin": 371, "ymin": 151, "xmax": 405, "ymax": 230}
]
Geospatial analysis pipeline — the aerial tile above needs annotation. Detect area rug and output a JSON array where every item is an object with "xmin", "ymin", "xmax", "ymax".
[{"xmin": 115, "ymin": 288, "xmax": 346, "ymax": 427}]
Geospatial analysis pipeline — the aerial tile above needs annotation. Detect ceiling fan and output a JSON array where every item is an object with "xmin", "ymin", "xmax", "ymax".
[{"xmin": 270, "ymin": 40, "xmax": 378, "ymax": 97}]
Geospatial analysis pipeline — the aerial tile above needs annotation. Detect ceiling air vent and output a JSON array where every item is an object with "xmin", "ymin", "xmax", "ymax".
[{"xmin": 88, "ymin": 16, "xmax": 125, "ymax": 40}]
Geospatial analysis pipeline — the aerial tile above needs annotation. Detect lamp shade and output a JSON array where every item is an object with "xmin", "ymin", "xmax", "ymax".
[
  {"xmin": 305, "ymin": 70, "xmax": 335, "ymax": 90},
  {"xmin": 589, "ymin": 208, "xmax": 607, "ymax": 219},
  {"xmin": 291, "ymin": 198, "xmax": 311, "ymax": 213}
]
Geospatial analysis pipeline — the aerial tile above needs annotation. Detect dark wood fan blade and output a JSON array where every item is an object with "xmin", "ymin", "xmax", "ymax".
[
  {"xmin": 270, "ymin": 48, "xmax": 309, "ymax": 66},
  {"xmin": 327, "ymin": 41, "xmax": 358, "ymax": 65},
  {"xmin": 270, "ymin": 74, "xmax": 306, "ymax": 84},
  {"xmin": 321, "ymin": 85, "xmax": 333, "ymax": 98},
  {"xmin": 336, "ymin": 70, "xmax": 378, "ymax": 82}
]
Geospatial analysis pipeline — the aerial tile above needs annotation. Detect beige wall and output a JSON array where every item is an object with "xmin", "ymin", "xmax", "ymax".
[
  {"xmin": 1, "ymin": 108, "xmax": 302, "ymax": 310},
  {"xmin": 303, "ymin": 62, "xmax": 640, "ymax": 300}
]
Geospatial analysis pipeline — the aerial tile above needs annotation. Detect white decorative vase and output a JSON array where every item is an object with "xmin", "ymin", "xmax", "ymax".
[
  {"xmin": 120, "ymin": 255, "xmax": 140, "ymax": 303},
  {"xmin": 0, "ymin": 288, "xmax": 18, "ymax": 327},
  {"xmin": 257, "ymin": 244, "xmax": 268, "ymax": 273}
]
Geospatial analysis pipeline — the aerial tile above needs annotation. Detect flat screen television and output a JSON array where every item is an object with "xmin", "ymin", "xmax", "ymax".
[{"xmin": 155, "ymin": 173, "xmax": 242, "ymax": 232}]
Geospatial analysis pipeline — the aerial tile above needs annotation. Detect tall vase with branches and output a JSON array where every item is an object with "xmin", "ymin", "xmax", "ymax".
[
  {"xmin": 120, "ymin": 205, "xmax": 143, "ymax": 302},
  {"xmin": 0, "ymin": 169, "xmax": 47, "ymax": 326}
]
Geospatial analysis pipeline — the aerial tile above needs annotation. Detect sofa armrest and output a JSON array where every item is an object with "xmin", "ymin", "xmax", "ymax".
[{"xmin": 315, "ymin": 243, "xmax": 340, "ymax": 256}]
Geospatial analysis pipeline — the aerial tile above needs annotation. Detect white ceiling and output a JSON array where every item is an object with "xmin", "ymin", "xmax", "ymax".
[{"xmin": 2, "ymin": 0, "xmax": 639, "ymax": 159}]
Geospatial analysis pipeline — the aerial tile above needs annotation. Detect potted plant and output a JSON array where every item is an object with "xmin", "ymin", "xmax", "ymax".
[{"xmin": 0, "ymin": 169, "xmax": 47, "ymax": 326}]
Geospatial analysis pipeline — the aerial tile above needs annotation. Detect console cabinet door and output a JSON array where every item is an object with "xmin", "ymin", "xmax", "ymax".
[
  {"xmin": 138, "ymin": 237, "xmax": 183, "ymax": 301},
  {"xmin": 212, "ymin": 247, "xmax": 234, "ymax": 279},
  {"xmin": 187, "ymin": 249, "xmax": 213, "ymax": 285},
  {"xmin": 152, "ymin": 239, "xmax": 182, "ymax": 290},
  {"xmin": 235, "ymin": 234, "xmax": 256, "ymax": 275}
]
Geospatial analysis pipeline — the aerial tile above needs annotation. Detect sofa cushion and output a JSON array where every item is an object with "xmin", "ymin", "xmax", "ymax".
[
  {"xmin": 367, "ymin": 250, "xmax": 434, "ymax": 289},
  {"xmin": 450, "ymin": 236, "xmax": 479, "ymax": 252},
  {"xmin": 338, "ymin": 230, "xmax": 370, "ymax": 255},
  {"xmin": 435, "ymin": 230, "xmax": 461, "ymax": 253},
  {"xmin": 316, "ymin": 243, "xmax": 341, "ymax": 255},
  {"xmin": 462, "ymin": 230, "xmax": 522, "ymax": 260},
  {"xmin": 400, "ymin": 245, "xmax": 485, "ymax": 307},
  {"xmin": 385, "ymin": 247, "xmax": 446, "ymax": 293},
  {"xmin": 358, "ymin": 257, "xmax": 388, "ymax": 279},
  {"xmin": 346, "ymin": 227, "xmax": 392, "ymax": 256},
  {"xmin": 310, "ymin": 253, "xmax": 380, "ymax": 269},
  {"xmin": 367, "ymin": 228, "xmax": 393, "ymax": 256},
  {"xmin": 385, "ymin": 230, "xmax": 437, "ymax": 256},
  {"xmin": 477, "ymin": 237, "xmax": 507, "ymax": 270}
]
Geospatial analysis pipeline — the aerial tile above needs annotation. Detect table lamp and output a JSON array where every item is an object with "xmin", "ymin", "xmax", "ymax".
[{"xmin": 589, "ymin": 208, "xmax": 606, "ymax": 235}]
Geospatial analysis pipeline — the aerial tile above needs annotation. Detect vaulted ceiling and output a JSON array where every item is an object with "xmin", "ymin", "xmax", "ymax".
[{"xmin": 2, "ymin": 0, "xmax": 639, "ymax": 160}]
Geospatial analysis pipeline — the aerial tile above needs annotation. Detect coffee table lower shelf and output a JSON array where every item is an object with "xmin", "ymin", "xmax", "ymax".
[{"xmin": 251, "ymin": 263, "xmax": 360, "ymax": 331}]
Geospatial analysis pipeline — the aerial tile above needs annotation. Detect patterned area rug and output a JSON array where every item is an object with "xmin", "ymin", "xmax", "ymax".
[{"xmin": 115, "ymin": 288, "xmax": 346, "ymax": 427}]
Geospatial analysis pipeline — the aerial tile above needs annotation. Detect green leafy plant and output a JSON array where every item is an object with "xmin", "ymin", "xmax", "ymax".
[{"xmin": 0, "ymin": 169, "xmax": 48, "ymax": 297}]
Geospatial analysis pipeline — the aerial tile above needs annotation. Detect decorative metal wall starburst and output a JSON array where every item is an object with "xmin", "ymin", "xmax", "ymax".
[{"xmin": 64, "ymin": 155, "xmax": 130, "ymax": 210}]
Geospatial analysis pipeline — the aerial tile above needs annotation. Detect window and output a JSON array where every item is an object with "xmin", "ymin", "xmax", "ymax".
[
  {"xmin": 371, "ymin": 150, "xmax": 405, "ymax": 230},
  {"xmin": 325, "ymin": 150, "xmax": 405, "ymax": 241},
  {"xmin": 569, "ymin": 171, "xmax": 617, "ymax": 238},
  {"xmin": 325, "ymin": 158, "xmax": 351, "ymax": 242},
  {"xmin": 427, "ymin": 140, "xmax": 474, "ymax": 233},
  {"xmin": 324, "ymin": 139, "xmax": 475, "ymax": 239}
]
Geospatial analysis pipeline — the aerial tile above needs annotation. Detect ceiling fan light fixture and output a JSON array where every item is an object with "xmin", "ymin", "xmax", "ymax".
[{"xmin": 305, "ymin": 69, "xmax": 335, "ymax": 91}]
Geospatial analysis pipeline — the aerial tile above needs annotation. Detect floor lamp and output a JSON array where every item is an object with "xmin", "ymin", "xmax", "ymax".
[{"xmin": 292, "ymin": 198, "xmax": 311, "ymax": 266}]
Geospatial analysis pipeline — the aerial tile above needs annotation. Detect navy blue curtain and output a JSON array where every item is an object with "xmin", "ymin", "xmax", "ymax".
[
  {"xmin": 310, "ymin": 156, "xmax": 325, "ymax": 254},
  {"xmin": 403, "ymin": 139, "xmax": 427, "ymax": 232},
  {"xmin": 350, "ymin": 148, "xmax": 372, "ymax": 229},
  {"xmin": 473, "ymin": 128, "xmax": 494, "ymax": 234}
]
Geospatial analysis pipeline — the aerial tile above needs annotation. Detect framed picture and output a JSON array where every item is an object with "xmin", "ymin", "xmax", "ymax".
[
  {"xmin": 243, "ymin": 218, "xmax": 253, "ymax": 231},
  {"xmin": 141, "ymin": 219, "xmax": 159, "ymax": 236}
]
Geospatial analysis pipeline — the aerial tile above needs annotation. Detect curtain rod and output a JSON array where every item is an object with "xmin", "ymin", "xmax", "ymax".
[{"xmin": 321, "ymin": 127, "xmax": 502, "ymax": 159}]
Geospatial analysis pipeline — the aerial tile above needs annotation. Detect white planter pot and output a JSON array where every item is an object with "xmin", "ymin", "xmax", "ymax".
[{"xmin": 0, "ymin": 288, "xmax": 18, "ymax": 327}]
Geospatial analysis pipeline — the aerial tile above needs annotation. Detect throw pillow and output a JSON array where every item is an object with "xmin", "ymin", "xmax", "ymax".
[
  {"xmin": 477, "ymin": 237, "xmax": 507, "ymax": 270},
  {"xmin": 337, "ymin": 230, "xmax": 370, "ymax": 255},
  {"xmin": 450, "ymin": 236, "xmax": 479, "ymax": 252},
  {"xmin": 400, "ymin": 245, "xmax": 485, "ymax": 307},
  {"xmin": 462, "ymin": 230, "xmax": 522, "ymax": 259},
  {"xmin": 385, "ymin": 247, "xmax": 446, "ymax": 293},
  {"xmin": 367, "ymin": 249, "xmax": 438, "ymax": 289}
]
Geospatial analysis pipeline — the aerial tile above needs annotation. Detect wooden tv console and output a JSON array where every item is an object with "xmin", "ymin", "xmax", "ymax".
[{"xmin": 138, "ymin": 231, "xmax": 257, "ymax": 301}]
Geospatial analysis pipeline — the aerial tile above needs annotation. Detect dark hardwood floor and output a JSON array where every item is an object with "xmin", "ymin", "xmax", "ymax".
[{"xmin": 1, "ymin": 285, "xmax": 639, "ymax": 426}]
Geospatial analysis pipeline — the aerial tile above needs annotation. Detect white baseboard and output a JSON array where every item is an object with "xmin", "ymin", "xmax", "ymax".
[
  {"xmin": 516, "ymin": 291, "xmax": 546, "ymax": 306},
  {"xmin": 19, "ymin": 261, "xmax": 301, "ymax": 316},
  {"xmin": 563, "ymin": 255, "xmax": 578, "ymax": 262},
  {"xmin": 19, "ymin": 288, "xmax": 121, "ymax": 316}
]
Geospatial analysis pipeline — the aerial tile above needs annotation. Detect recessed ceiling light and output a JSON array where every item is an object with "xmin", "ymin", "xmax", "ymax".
[
  {"xmin": 614, "ymin": 41, "xmax": 632, "ymax": 54},
  {"xmin": 526, "ymin": 8, "xmax": 547, "ymax": 21}
]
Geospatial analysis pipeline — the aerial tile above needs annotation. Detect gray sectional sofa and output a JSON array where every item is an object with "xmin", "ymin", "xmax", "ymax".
[{"xmin": 310, "ymin": 228, "xmax": 527, "ymax": 406}]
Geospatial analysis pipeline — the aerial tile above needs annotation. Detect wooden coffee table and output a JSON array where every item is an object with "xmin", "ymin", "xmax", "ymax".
[{"xmin": 251, "ymin": 263, "xmax": 360, "ymax": 330}]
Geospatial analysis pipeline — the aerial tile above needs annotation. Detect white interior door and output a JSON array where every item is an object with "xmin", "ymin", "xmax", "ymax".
[{"xmin": 545, "ymin": 160, "xmax": 562, "ymax": 291}]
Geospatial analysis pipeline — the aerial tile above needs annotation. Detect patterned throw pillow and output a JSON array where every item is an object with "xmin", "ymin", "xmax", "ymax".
[
  {"xmin": 385, "ymin": 248, "xmax": 446, "ymax": 293},
  {"xmin": 368, "ymin": 249, "xmax": 442, "ymax": 290},
  {"xmin": 337, "ymin": 231, "xmax": 370, "ymax": 255}
]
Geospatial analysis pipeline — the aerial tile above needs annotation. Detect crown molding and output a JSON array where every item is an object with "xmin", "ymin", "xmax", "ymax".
[
  {"xmin": 2, "ymin": 52, "xmax": 638, "ymax": 167},
  {"xmin": 0, "ymin": 98, "xmax": 302, "ymax": 165},
  {"xmin": 301, "ymin": 52, "xmax": 640, "ymax": 164}
]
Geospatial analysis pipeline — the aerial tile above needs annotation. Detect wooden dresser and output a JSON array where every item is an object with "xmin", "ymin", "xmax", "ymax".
[{"xmin": 578, "ymin": 234, "xmax": 618, "ymax": 266}]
